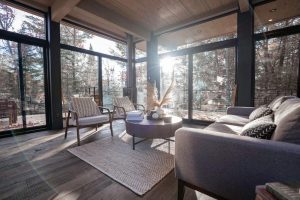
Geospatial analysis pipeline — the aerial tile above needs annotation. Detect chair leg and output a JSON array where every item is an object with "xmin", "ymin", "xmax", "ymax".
[
  {"xmin": 110, "ymin": 121, "xmax": 113, "ymax": 136},
  {"xmin": 178, "ymin": 179, "xmax": 185, "ymax": 200},
  {"xmin": 76, "ymin": 127, "xmax": 80, "ymax": 146},
  {"xmin": 65, "ymin": 124, "xmax": 69, "ymax": 139},
  {"xmin": 65, "ymin": 111, "xmax": 70, "ymax": 139},
  {"xmin": 96, "ymin": 125, "xmax": 98, "ymax": 131}
]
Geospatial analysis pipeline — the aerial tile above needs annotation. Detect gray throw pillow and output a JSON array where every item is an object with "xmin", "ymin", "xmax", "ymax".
[
  {"xmin": 241, "ymin": 115, "xmax": 276, "ymax": 139},
  {"xmin": 249, "ymin": 105, "xmax": 273, "ymax": 121},
  {"xmin": 272, "ymin": 98, "xmax": 300, "ymax": 145}
]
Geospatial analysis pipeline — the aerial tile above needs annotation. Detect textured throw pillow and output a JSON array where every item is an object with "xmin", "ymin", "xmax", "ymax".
[
  {"xmin": 249, "ymin": 105, "xmax": 273, "ymax": 121},
  {"xmin": 241, "ymin": 115, "xmax": 276, "ymax": 139}
]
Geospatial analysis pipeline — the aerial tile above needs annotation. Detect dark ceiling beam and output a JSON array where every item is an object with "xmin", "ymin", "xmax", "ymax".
[
  {"xmin": 77, "ymin": 0, "xmax": 151, "ymax": 40},
  {"xmin": 238, "ymin": 0, "xmax": 250, "ymax": 12},
  {"xmin": 51, "ymin": 0, "xmax": 82, "ymax": 22},
  {"xmin": 154, "ymin": 3, "xmax": 239, "ymax": 36},
  {"xmin": 251, "ymin": 0, "xmax": 275, "ymax": 6}
]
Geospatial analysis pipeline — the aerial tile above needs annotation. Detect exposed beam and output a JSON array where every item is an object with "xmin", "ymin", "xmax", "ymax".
[
  {"xmin": 51, "ymin": 0, "xmax": 82, "ymax": 22},
  {"xmin": 77, "ymin": 0, "xmax": 150, "ymax": 40},
  {"xmin": 251, "ymin": 0, "xmax": 275, "ymax": 6},
  {"xmin": 238, "ymin": 0, "xmax": 250, "ymax": 12},
  {"xmin": 154, "ymin": 3, "xmax": 238, "ymax": 36}
]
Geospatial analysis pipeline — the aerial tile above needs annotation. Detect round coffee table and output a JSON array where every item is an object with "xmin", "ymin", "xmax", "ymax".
[{"xmin": 125, "ymin": 116, "xmax": 182, "ymax": 150}]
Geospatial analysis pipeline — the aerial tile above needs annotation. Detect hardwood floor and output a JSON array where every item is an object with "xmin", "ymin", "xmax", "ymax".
[{"xmin": 0, "ymin": 120, "xmax": 213, "ymax": 200}]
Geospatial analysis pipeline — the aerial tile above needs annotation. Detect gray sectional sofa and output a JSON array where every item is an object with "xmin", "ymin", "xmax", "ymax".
[{"xmin": 175, "ymin": 96, "xmax": 300, "ymax": 200}]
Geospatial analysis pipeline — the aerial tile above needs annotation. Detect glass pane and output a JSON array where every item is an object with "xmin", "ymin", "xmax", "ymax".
[
  {"xmin": 254, "ymin": 0, "xmax": 300, "ymax": 33},
  {"xmin": 60, "ymin": 23, "xmax": 126, "ymax": 58},
  {"xmin": 0, "ymin": 39, "xmax": 23, "ymax": 131},
  {"xmin": 193, "ymin": 47, "xmax": 236, "ymax": 121},
  {"xmin": 21, "ymin": 44, "xmax": 46, "ymax": 128},
  {"xmin": 158, "ymin": 14, "xmax": 237, "ymax": 54},
  {"xmin": 160, "ymin": 56, "xmax": 188, "ymax": 118},
  {"xmin": 61, "ymin": 49, "xmax": 99, "ymax": 115},
  {"xmin": 102, "ymin": 58, "xmax": 126, "ymax": 110},
  {"xmin": 0, "ymin": 2, "xmax": 45, "ymax": 39},
  {"xmin": 255, "ymin": 34, "xmax": 299, "ymax": 106},
  {"xmin": 136, "ymin": 62, "xmax": 147, "ymax": 106}
]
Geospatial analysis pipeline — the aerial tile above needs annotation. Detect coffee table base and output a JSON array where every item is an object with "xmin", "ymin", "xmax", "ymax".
[{"xmin": 132, "ymin": 135, "xmax": 175, "ymax": 150}]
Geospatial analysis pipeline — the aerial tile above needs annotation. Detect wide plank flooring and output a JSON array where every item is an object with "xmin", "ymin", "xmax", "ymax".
[{"xmin": 0, "ymin": 120, "xmax": 213, "ymax": 200}]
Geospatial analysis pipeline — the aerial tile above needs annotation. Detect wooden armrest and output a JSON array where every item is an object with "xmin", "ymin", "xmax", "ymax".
[
  {"xmin": 98, "ymin": 106, "xmax": 111, "ymax": 113},
  {"xmin": 98, "ymin": 106, "xmax": 112, "ymax": 120},
  {"xmin": 68, "ymin": 109, "xmax": 79, "ymax": 120}
]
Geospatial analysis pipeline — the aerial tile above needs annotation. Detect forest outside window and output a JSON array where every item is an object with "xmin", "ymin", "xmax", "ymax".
[
  {"xmin": 0, "ymin": 2, "xmax": 45, "ymax": 39},
  {"xmin": 136, "ymin": 62, "xmax": 147, "ymax": 106},
  {"xmin": 160, "ymin": 56, "xmax": 188, "ymax": 119},
  {"xmin": 192, "ymin": 47, "xmax": 236, "ymax": 121},
  {"xmin": 102, "ymin": 58, "xmax": 126, "ymax": 110},
  {"xmin": 61, "ymin": 49, "xmax": 99, "ymax": 117},
  {"xmin": 255, "ymin": 34, "xmax": 300, "ymax": 106},
  {"xmin": 60, "ymin": 23, "xmax": 126, "ymax": 58}
]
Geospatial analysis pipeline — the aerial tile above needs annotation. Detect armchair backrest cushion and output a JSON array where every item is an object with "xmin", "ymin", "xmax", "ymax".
[
  {"xmin": 71, "ymin": 97, "xmax": 101, "ymax": 118},
  {"xmin": 113, "ymin": 96, "xmax": 135, "ymax": 112},
  {"xmin": 271, "ymin": 98, "xmax": 300, "ymax": 144}
]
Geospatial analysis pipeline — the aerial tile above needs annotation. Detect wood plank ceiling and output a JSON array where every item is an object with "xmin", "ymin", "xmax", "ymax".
[{"xmin": 11, "ymin": 0, "xmax": 300, "ymax": 50}]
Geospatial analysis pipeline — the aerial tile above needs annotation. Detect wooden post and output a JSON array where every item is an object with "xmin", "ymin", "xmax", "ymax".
[
  {"xmin": 147, "ymin": 33, "xmax": 160, "ymax": 100},
  {"xmin": 47, "ymin": 7, "xmax": 63, "ymax": 129},
  {"xmin": 125, "ymin": 33, "xmax": 137, "ymax": 102}
]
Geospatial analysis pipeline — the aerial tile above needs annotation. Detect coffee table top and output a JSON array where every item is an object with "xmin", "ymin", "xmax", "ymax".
[
  {"xmin": 126, "ymin": 115, "xmax": 182, "ymax": 126},
  {"xmin": 126, "ymin": 115, "xmax": 183, "ymax": 139}
]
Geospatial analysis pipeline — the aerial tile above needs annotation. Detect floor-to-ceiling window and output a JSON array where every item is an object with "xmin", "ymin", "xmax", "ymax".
[
  {"xmin": 0, "ymin": 2, "xmax": 48, "ymax": 133},
  {"xmin": 135, "ymin": 41, "xmax": 147, "ymax": 106},
  {"xmin": 160, "ymin": 56, "xmax": 188, "ymax": 118},
  {"xmin": 158, "ymin": 13, "xmax": 237, "ymax": 122},
  {"xmin": 60, "ymin": 22, "xmax": 127, "ymax": 113},
  {"xmin": 254, "ymin": 0, "xmax": 300, "ymax": 106},
  {"xmin": 102, "ymin": 58, "xmax": 126, "ymax": 109},
  {"xmin": 192, "ymin": 47, "xmax": 235, "ymax": 121}
]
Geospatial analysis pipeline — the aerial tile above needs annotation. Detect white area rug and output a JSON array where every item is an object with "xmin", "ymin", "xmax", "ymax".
[{"xmin": 68, "ymin": 134, "xmax": 174, "ymax": 195}]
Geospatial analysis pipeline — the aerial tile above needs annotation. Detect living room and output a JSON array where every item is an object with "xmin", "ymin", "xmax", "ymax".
[{"xmin": 0, "ymin": 0, "xmax": 300, "ymax": 199}]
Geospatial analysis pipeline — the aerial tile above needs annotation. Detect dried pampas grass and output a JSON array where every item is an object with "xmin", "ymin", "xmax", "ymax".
[{"xmin": 147, "ymin": 70, "xmax": 175, "ymax": 110}]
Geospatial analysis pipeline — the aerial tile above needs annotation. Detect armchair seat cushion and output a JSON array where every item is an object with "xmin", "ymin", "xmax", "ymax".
[
  {"xmin": 76, "ymin": 115, "xmax": 110, "ymax": 126},
  {"xmin": 216, "ymin": 114, "xmax": 250, "ymax": 126}
]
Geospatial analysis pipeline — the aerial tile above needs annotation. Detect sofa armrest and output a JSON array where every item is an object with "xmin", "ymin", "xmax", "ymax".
[
  {"xmin": 175, "ymin": 127, "xmax": 300, "ymax": 200},
  {"xmin": 226, "ymin": 106, "xmax": 255, "ymax": 116}
]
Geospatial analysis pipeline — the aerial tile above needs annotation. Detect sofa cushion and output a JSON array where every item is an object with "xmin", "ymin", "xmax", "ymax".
[
  {"xmin": 216, "ymin": 115, "xmax": 250, "ymax": 126},
  {"xmin": 272, "ymin": 98, "xmax": 300, "ymax": 144},
  {"xmin": 241, "ymin": 115, "xmax": 276, "ymax": 139},
  {"xmin": 249, "ymin": 105, "xmax": 273, "ymax": 121},
  {"xmin": 268, "ymin": 96, "xmax": 296, "ymax": 111},
  {"xmin": 205, "ymin": 122, "xmax": 242, "ymax": 134}
]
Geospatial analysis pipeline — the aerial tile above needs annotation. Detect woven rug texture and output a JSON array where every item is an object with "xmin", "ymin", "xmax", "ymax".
[{"xmin": 68, "ymin": 133, "xmax": 174, "ymax": 195}]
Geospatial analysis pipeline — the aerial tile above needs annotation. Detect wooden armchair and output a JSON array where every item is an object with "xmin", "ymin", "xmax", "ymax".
[
  {"xmin": 65, "ymin": 97, "xmax": 113, "ymax": 146},
  {"xmin": 112, "ymin": 96, "xmax": 145, "ymax": 120}
]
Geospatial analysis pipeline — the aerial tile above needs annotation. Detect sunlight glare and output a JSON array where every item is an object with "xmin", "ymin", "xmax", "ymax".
[{"xmin": 160, "ymin": 57, "xmax": 175, "ymax": 74}]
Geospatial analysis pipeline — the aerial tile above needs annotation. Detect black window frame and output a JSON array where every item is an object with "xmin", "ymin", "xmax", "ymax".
[{"xmin": 0, "ymin": 1, "xmax": 50, "ymax": 137}]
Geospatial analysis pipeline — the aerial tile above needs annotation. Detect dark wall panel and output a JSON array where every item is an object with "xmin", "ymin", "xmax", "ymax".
[{"xmin": 237, "ymin": 9, "xmax": 254, "ymax": 106}]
